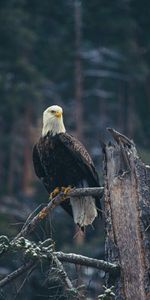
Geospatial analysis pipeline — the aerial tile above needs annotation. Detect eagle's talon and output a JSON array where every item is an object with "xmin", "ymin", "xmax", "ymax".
[
  {"xmin": 49, "ymin": 187, "xmax": 60, "ymax": 200},
  {"xmin": 61, "ymin": 186, "xmax": 72, "ymax": 195}
]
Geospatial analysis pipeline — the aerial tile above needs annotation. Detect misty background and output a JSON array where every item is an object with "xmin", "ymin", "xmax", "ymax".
[{"xmin": 0, "ymin": 0, "xmax": 150, "ymax": 299}]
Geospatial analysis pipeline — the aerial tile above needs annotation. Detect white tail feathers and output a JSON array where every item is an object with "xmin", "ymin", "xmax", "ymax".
[{"xmin": 70, "ymin": 196, "xmax": 98, "ymax": 227}]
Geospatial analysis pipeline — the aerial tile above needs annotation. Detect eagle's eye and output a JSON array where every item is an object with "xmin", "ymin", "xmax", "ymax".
[{"xmin": 51, "ymin": 110, "xmax": 55, "ymax": 114}]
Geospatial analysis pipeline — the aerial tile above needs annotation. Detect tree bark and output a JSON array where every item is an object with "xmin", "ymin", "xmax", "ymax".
[{"xmin": 103, "ymin": 129, "xmax": 150, "ymax": 300}]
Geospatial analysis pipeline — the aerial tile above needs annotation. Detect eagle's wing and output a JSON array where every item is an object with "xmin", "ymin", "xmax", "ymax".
[
  {"xmin": 58, "ymin": 133, "xmax": 102, "ymax": 217},
  {"xmin": 32, "ymin": 144, "xmax": 49, "ymax": 191},
  {"xmin": 32, "ymin": 143, "xmax": 73, "ymax": 218},
  {"xmin": 33, "ymin": 145, "xmax": 44, "ymax": 178},
  {"xmin": 58, "ymin": 133, "xmax": 100, "ymax": 187}
]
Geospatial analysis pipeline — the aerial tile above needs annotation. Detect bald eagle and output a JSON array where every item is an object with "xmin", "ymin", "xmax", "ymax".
[{"xmin": 33, "ymin": 105, "xmax": 101, "ymax": 227}]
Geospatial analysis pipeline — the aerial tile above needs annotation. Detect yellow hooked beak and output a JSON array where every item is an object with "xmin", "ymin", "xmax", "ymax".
[{"xmin": 55, "ymin": 111, "xmax": 62, "ymax": 118}]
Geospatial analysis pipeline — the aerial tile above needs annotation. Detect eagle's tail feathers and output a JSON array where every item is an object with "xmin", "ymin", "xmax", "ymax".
[{"xmin": 70, "ymin": 196, "xmax": 97, "ymax": 227}]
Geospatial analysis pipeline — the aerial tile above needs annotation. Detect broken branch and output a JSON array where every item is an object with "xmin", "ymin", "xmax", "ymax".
[{"xmin": 54, "ymin": 252, "xmax": 120, "ymax": 275}]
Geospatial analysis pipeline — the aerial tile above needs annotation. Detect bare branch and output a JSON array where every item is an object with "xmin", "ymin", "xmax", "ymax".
[
  {"xmin": 13, "ymin": 187, "xmax": 103, "ymax": 242},
  {"xmin": 0, "ymin": 237, "xmax": 119, "ymax": 276},
  {"xmin": 54, "ymin": 252, "xmax": 120, "ymax": 276},
  {"xmin": 0, "ymin": 261, "xmax": 36, "ymax": 288},
  {"xmin": 0, "ymin": 237, "xmax": 79, "ymax": 297},
  {"xmin": 0, "ymin": 187, "xmax": 103, "ymax": 258},
  {"xmin": 14, "ymin": 263, "xmax": 36, "ymax": 299},
  {"xmin": 107, "ymin": 127, "xmax": 134, "ymax": 146},
  {"xmin": 53, "ymin": 255, "xmax": 74, "ymax": 290},
  {"xmin": 68, "ymin": 187, "xmax": 104, "ymax": 197}
]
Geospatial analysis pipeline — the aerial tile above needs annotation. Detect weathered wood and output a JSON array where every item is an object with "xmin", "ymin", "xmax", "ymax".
[
  {"xmin": 54, "ymin": 252, "xmax": 119, "ymax": 275},
  {"xmin": 104, "ymin": 129, "xmax": 150, "ymax": 300}
]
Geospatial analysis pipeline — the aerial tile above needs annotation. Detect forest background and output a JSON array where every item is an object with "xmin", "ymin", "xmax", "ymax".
[{"xmin": 0, "ymin": 0, "xmax": 150, "ymax": 299}]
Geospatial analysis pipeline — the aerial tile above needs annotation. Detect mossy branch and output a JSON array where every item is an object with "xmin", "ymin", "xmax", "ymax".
[
  {"xmin": 0, "ymin": 186, "xmax": 111, "ymax": 298},
  {"xmin": 0, "ymin": 235, "xmax": 119, "ymax": 298},
  {"xmin": 0, "ymin": 236, "xmax": 119, "ymax": 277}
]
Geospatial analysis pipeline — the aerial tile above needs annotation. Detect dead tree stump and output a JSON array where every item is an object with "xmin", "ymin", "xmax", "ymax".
[{"xmin": 103, "ymin": 129, "xmax": 150, "ymax": 300}]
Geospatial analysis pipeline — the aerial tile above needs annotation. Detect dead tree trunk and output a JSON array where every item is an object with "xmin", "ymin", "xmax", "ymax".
[{"xmin": 103, "ymin": 128, "xmax": 150, "ymax": 300}]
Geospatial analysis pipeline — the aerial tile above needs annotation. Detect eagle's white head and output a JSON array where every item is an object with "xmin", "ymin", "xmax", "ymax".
[{"xmin": 42, "ymin": 105, "xmax": 66, "ymax": 137}]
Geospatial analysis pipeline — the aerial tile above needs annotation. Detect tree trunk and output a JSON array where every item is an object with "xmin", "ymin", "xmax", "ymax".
[
  {"xmin": 22, "ymin": 107, "xmax": 33, "ymax": 196},
  {"xmin": 7, "ymin": 122, "xmax": 16, "ymax": 194},
  {"xmin": 74, "ymin": 0, "xmax": 83, "ymax": 141},
  {"xmin": 0, "ymin": 117, "xmax": 4, "ymax": 193},
  {"xmin": 103, "ymin": 128, "xmax": 150, "ymax": 300}
]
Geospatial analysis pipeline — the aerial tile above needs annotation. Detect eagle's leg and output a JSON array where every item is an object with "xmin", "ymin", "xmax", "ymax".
[{"xmin": 49, "ymin": 187, "xmax": 60, "ymax": 200}]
